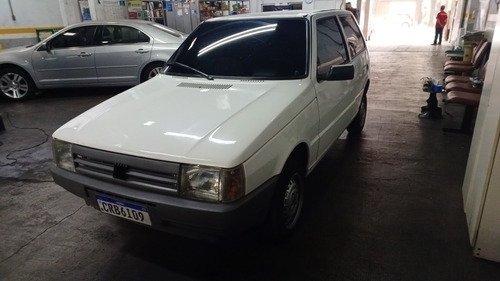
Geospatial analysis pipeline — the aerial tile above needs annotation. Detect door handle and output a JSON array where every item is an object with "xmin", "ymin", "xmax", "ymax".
[
  {"xmin": 78, "ymin": 52, "xmax": 92, "ymax": 57},
  {"xmin": 135, "ymin": 49, "xmax": 150, "ymax": 54}
]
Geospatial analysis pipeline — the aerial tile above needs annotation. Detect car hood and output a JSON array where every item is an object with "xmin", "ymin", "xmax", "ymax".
[
  {"xmin": 53, "ymin": 75, "xmax": 313, "ymax": 167},
  {"xmin": 0, "ymin": 45, "xmax": 36, "ymax": 59}
]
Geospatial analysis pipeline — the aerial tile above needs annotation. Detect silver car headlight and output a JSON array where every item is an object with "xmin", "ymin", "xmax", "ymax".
[
  {"xmin": 52, "ymin": 138, "xmax": 75, "ymax": 172},
  {"xmin": 180, "ymin": 164, "xmax": 245, "ymax": 203}
]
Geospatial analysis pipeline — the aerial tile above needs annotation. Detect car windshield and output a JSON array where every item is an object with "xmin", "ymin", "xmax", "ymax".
[{"xmin": 165, "ymin": 18, "xmax": 308, "ymax": 79}]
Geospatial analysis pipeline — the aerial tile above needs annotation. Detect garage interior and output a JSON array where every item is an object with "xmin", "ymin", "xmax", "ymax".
[{"xmin": 2, "ymin": 0, "xmax": 500, "ymax": 280}]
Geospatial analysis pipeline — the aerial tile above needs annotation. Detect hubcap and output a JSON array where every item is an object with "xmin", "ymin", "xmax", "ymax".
[
  {"xmin": 359, "ymin": 100, "xmax": 367, "ymax": 126},
  {"xmin": 148, "ymin": 67, "xmax": 163, "ymax": 80},
  {"xmin": 0, "ymin": 73, "xmax": 29, "ymax": 99},
  {"xmin": 283, "ymin": 173, "xmax": 302, "ymax": 229}
]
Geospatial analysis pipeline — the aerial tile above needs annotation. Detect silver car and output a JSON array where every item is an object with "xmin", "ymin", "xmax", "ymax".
[{"xmin": 0, "ymin": 20, "xmax": 186, "ymax": 101}]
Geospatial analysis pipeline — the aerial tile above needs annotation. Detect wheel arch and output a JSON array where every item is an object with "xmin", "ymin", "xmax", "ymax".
[
  {"xmin": 0, "ymin": 64, "xmax": 39, "ymax": 100},
  {"xmin": 140, "ymin": 60, "xmax": 166, "ymax": 82},
  {"xmin": 364, "ymin": 79, "xmax": 370, "ymax": 96},
  {"xmin": 0, "ymin": 63, "xmax": 39, "ymax": 88},
  {"xmin": 264, "ymin": 142, "xmax": 309, "ymax": 236},
  {"xmin": 285, "ymin": 142, "xmax": 309, "ymax": 177}
]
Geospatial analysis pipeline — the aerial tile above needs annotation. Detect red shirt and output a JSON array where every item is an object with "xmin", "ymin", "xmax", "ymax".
[{"xmin": 436, "ymin": 11, "xmax": 448, "ymax": 28}]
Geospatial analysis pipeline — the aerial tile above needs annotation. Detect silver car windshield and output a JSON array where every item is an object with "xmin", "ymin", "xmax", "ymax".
[{"xmin": 165, "ymin": 18, "xmax": 308, "ymax": 79}]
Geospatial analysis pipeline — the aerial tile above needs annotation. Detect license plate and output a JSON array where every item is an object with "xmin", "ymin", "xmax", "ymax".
[{"xmin": 96, "ymin": 195, "xmax": 152, "ymax": 226}]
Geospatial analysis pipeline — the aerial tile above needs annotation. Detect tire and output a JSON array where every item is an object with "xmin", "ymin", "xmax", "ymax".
[
  {"xmin": 0, "ymin": 67, "xmax": 36, "ymax": 101},
  {"xmin": 267, "ymin": 159, "xmax": 305, "ymax": 237},
  {"xmin": 141, "ymin": 62, "xmax": 165, "ymax": 82},
  {"xmin": 347, "ymin": 94, "xmax": 367, "ymax": 134}
]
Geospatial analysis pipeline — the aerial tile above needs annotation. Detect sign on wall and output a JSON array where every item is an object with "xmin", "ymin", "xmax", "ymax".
[
  {"xmin": 78, "ymin": 0, "xmax": 92, "ymax": 20},
  {"xmin": 128, "ymin": 0, "xmax": 142, "ymax": 19}
]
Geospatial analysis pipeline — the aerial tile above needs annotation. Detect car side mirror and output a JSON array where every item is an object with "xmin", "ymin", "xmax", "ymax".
[
  {"xmin": 38, "ymin": 42, "xmax": 51, "ymax": 53},
  {"xmin": 317, "ymin": 64, "xmax": 354, "ymax": 81}
]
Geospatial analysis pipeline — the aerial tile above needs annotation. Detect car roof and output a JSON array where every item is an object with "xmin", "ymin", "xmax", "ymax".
[
  {"xmin": 53, "ymin": 20, "xmax": 186, "ymax": 40},
  {"xmin": 206, "ymin": 9, "xmax": 352, "ymax": 22},
  {"xmin": 69, "ymin": 19, "xmax": 157, "ymax": 27},
  {"xmin": 69, "ymin": 20, "xmax": 179, "ymax": 32}
]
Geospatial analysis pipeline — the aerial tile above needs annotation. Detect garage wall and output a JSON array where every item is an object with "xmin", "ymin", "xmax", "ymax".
[
  {"xmin": 61, "ymin": 0, "xmax": 86, "ymax": 26},
  {"xmin": 0, "ymin": 0, "xmax": 129, "ymax": 50},
  {"xmin": 462, "ymin": 10, "xmax": 500, "ymax": 262},
  {"xmin": 86, "ymin": 0, "xmax": 128, "ymax": 22},
  {"xmin": 0, "ymin": 0, "xmax": 67, "ymax": 49},
  {"xmin": 0, "ymin": 0, "xmax": 64, "ymax": 27}
]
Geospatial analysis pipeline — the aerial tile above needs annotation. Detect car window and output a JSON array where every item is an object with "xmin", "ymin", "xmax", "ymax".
[
  {"xmin": 316, "ymin": 16, "xmax": 349, "ymax": 76},
  {"xmin": 101, "ymin": 25, "xmax": 150, "ymax": 44},
  {"xmin": 50, "ymin": 26, "xmax": 98, "ymax": 49},
  {"xmin": 338, "ymin": 15, "xmax": 365, "ymax": 57},
  {"xmin": 166, "ymin": 19, "xmax": 308, "ymax": 79}
]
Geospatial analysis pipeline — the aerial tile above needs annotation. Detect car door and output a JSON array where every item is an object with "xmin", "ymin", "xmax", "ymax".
[
  {"xmin": 31, "ymin": 25, "xmax": 98, "ymax": 86},
  {"xmin": 313, "ymin": 14, "xmax": 355, "ymax": 157},
  {"xmin": 94, "ymin": 25, "xmax": 153, "ymax": 84},
  {"xmin": 338, "ymin": 14, "xmax": 369, "ymax": 110}
]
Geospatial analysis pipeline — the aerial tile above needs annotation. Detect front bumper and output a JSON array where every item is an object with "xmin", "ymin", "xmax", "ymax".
[{"xmin": 50, "ymin": 163, "xmax": 277, "ymax": 239}]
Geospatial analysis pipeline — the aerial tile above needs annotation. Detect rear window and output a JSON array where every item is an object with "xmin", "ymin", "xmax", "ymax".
[
  {"xmin": 150, "ymin": 23, "xmax": 186, "ymax": 38},
  {"xmin": 166, "ymin": 19, "xmax": 308, "ymax": 79}
]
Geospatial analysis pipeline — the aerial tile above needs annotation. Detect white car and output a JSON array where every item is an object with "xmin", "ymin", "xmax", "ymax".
[
  {"xmin": 0, "ymin": 20, "xmax": 186, "ymax": 101},
  {"xmin": 51, "ymin": 10, "xmax": 370, "ymax": 239}
]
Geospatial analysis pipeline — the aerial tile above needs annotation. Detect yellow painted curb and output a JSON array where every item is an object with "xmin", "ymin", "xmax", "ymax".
[{"xmin": 0, "ymin": 27, "xmax": 64, "ymax": 35}]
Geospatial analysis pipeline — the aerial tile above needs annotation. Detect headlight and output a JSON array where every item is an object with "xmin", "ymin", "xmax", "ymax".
[
  {"xmin": 180, "ymin": 164, "xmax": 245, "ymax": 203},
  {"xmin": 52, "ymin": 138, "xmax": 75, "ymax": 172}
]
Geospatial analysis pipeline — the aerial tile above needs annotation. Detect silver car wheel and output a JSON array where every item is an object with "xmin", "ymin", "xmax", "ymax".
[
  {"xmin": 1, "ymin": 72, "xmax": 29, "ymax": 99},
  {"xmin": 148, "ymin": 66, "xmax": 163, "ymax": 79},
  {"xmin": 0, "ymin": 67, "xmax": 35, "ymax": 101},
  {"xmin": 141, "ymin": 62, "xmax": 165, "ymax": 82}
]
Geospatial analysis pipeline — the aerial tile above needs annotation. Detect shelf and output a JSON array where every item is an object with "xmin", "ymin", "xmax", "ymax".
[
  {"xmin": 142, "ymin": 0, "xmax": 164, "ymax": 22},
  {"xmin": 199, "ymin": 1, "xmax": 249, "ymax": 21}
]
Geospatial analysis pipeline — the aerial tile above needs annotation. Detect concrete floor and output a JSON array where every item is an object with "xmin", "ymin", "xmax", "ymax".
[{"xmin": 1, "ymin": 41, "xmax": 500, "ymax": 281}]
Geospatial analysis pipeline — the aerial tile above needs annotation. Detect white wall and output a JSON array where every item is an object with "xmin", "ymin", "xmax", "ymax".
[
  {"xmin": 60, "ymin": 0, "xmax": 85, "ymax": 26},
  {"xmin": 311, "ymin": 0, "xmax": 344, "ymax": 10},
  {"xmin": 0, "ymin": 0, "xmax": 64, "ymax": 27},
  {"xmin": 87, "ymin": 0, "xmax": 128, "ymax": 21},
  {"xmin": 256, "ymin": 0, "xmax": 344, "ymax": 11},
  {"xmin": 463, "ymin": 9, "xmax": 500, "ymax": 261},
  {"xmin": 0, "ymin": 0, "xmax": 130, "ymax": 49}
]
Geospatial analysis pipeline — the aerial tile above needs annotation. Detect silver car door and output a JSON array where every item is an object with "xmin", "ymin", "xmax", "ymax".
[
  {"xmin": 94, "ymin": 25, "xmax": 153, "ymax": 84},
  {"xmin": 32, "ymin": 25, "xmax": 98, "ymax": 86}
]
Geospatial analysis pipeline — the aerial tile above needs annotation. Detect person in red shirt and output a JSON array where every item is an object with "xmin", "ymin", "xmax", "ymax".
[{"xmin": 432, "ymin": 5, "xmax": 448, "ymax": 45}]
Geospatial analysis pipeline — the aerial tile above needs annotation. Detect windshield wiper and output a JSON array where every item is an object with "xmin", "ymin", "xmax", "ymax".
[{"xmin": 166, "ymin": 62, "xmax": 214, "ymax": 80}]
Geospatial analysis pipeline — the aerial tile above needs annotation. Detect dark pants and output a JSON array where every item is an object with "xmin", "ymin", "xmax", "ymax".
[{"xmin": 434, "ymin": 27, "xmax": 444, "ymax": 44}]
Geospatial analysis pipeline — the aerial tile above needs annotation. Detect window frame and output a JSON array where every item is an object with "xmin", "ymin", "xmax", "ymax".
[
  {"xmin": 99, "ymin": 25, "xmax": 151, "ymax": 45},
  {"xmin": 315, "ymin": 15, "xmax": 350, "ymax": 78},
  {"xmin": 337, "ymin": 14, "xmax": 366, "ymax": 59},
  {"xmin": 48, "ymin": 25, "xmax": 98, "ymax": 49},
  {"xmin": 166, "ymin": 18, "xmax": 310, "ymax": 80}
]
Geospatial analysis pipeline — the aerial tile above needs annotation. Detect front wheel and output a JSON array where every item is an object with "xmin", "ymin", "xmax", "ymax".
[
  {"xmin": 0, "ymin": 67, "xmax": 36, "ymax": 101},
  {"xmin": 141, "ymin": 62, "xmax": 165, "ymax": 82},
  {"xmin": 267, "ymin": 159, "xmax": 305, "ymax": 237},
  {"xmin": 347, "ymin": 94, "xmax": 367, "ymax": 134}
]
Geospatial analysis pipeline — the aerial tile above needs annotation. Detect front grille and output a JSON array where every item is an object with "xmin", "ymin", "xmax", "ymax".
[{"xmin": 72, "ymin": 145, "xmax": 179, "ymax": 195}]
